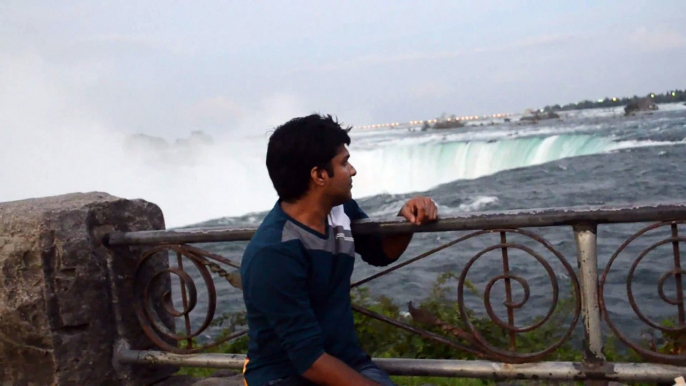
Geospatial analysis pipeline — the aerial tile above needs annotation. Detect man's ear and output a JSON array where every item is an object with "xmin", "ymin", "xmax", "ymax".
[{"xmin": 310, "ymin": 166, "xmax": 327, "ymax": 186}]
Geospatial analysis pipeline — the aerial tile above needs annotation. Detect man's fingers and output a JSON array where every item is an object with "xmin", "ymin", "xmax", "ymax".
[
  {"xmin": 410, "ymin": 202, "xmax": 420, "ymax": 224},
  {"xmin": 415, "ymin": 204, "xmax": 426, "ymax": 224},
  {"xmin": 401, "ymin": 203, "xmax": 416, "ymax": 223},
  {"xmin": 402, "ymin": 197, "xmax": 439, "ymax": 225}
]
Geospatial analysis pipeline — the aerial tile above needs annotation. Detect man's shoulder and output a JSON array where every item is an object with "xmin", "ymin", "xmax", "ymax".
[
  {"xmin": 241, "ymin": 239, "xmax": 305, "ymax": 285},
  {"xmin": 242, "ymin": 206, "xmax": 303, "ymax": 269},
  {"xmin": 248, "ymin": 203, "xmax": 288, "ymax": 244}
]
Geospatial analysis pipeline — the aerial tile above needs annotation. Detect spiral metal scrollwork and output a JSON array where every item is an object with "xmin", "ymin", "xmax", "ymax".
[
  {"xmin": 134, "ymin": 244, "xmax": 245, "ymax": 353},
  {"xmin": 600, "ymin": 221, "xmax": 686, "ymax": 365},
  {"xmin": 456, "ymin": 229, "xmax": 580, "ymax": 362},
  {"xmin": 351, "ymin": 228, "xmax": 581, "ymax": 363}
]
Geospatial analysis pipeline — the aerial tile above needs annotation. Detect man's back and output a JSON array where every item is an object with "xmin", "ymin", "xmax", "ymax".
[{"xmin": 241, "ymin": 200, "xmax": 387, "ymax": 385}]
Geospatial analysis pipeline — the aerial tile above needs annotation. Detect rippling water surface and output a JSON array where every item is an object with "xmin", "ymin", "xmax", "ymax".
[{"xmin": 172, "ymin": 104, "xmax": 686, "ymax": 341}]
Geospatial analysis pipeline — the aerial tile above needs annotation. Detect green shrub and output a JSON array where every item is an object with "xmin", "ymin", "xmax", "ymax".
[{"xmin": 177, "ymin": 272, "xmax": 683, "ymax": 385}]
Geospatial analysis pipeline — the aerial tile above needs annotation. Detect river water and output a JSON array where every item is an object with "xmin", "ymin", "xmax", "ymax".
[{"xmin": 171, "ymin": 104, "xmax": 686, "ymax": 344}]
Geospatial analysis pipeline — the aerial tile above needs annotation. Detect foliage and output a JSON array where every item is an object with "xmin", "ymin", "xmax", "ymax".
[
  {"xmin": 350, "ymin": 273, "xmax": 583, "ymax": 363},
  {"xmin": 540, "ymin": 89, "xmax": 686, "ymax": 112},
  {"xmin": 176, "ymin": 272, "xmax": 685, "ymax": 385},
  {"xmin": 176, "ymin": 313, "xmax": 249, "ymax": 377}
]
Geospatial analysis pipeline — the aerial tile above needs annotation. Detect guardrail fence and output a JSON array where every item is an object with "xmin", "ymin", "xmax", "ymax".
[{"xmin": 107, "ymin": 203, "xmax": 686, "ymax": 384}]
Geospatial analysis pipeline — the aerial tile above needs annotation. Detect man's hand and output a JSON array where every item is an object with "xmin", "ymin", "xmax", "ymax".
[
  {"xmin": 399, "ymin": 196, "xmax": 438, "ymax": 225},
  {"xmin": 303, "ymin": 353, "xmax": 379, "ymax": 386},
  {"xmin": 381, "ymin": 196, "xmax": 439, "ymax": 263}
]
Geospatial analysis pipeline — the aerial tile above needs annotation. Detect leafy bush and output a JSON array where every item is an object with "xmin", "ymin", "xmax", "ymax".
[{"xmin": 178, "ymin": 272, "xmax": 682, "ymax": 385}]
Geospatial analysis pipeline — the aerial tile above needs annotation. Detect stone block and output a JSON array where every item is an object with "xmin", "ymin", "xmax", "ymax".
[{"xmin": 0, "ymin": 192, "xmax": 174, "ymax": 386}]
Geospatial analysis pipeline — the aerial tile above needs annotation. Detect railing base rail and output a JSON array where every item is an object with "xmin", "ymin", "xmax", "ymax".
[{"xmin": 117, "ymin": 349, "xmax": 686, "ymax": 382}]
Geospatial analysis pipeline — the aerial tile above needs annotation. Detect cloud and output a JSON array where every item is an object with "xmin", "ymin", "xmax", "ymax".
[
  {"xmin": 182, "ymin": 93, "xmax": 310, "ymax": 134},
  {"xmin": 409, "ymin": 81, "xmax": 453, "ymax": 99},
  {"xmin": 187, "ymin": 96, "xmax": 245, "ymax": 126},
  {"xmin": 77, "ymin": 34, "xmax": 162, "ymax": 48},
  {"xmin": 305, "ymin": 34, "xmax": 580, "ymax": 73},
  {"xmin": 627, "ymin": 27, "xmax": 686, "ymax": 52},
  {"xmin": 495, "ymin": 34, "xmax": 578, "ymax": 50},
  {"xmin": 0, "ymin": 51, "xmax": 288, "ymax": 227},
  {"xmin": 56, "ymin": 34, "xmax": 188, "ymax": 62},
  {"xmin": 303, "ymin": 51, "xmax": 467, "ymax": 72}
]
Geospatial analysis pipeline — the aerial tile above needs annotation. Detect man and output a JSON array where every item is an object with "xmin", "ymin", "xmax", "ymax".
[{"xmin": 240, "ymin": 114, "xmax": 438, "ymax": 385}]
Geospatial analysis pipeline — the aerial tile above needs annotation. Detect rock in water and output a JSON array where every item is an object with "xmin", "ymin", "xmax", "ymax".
[{"xmin": 624, "ymin": 97, "xmax": 658, "ymax": 115}]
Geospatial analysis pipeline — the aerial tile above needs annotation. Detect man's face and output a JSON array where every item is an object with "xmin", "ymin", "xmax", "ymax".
[{"xmin": 325, "ymin": 145, "xmax": 356, "ymax": 205}]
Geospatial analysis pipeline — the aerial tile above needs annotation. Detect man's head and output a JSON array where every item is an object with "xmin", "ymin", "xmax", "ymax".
[{"xmin": 266, "ymin": 114, "xmax": 356, "ymax": 205}]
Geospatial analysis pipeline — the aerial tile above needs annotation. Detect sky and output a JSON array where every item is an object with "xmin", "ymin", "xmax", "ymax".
[
  {"xmin": 1, "ymin": 1, "xmax": 685, "ymax": 226},
  {"xmin": 1, "ymin": 1, "xmax": 685, "ymax": 139}
]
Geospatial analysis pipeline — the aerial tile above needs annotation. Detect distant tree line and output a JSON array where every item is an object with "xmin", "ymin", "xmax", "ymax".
[{"xmin": 541, "ymin": 89, "xmax": 686, "ymax": 112}]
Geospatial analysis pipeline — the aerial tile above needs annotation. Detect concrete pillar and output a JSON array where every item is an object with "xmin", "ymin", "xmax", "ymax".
[{"xmin": 0, "ymin": 192, "xmax": 175, "ymax": 386}]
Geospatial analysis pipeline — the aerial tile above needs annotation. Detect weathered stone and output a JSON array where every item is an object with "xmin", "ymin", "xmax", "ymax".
[
  {"xmin": 191, "ymin": 376, "xmax": 244, "ymax": 386},
  {"xmin": 154, "ymin": 374, "xmax": 201, "ymax": 386},
  {"xmin": 0, "ymin": 192, "xmax": 174, "ymax": 386},
  {"xmin": 154, "ymin": 374, "xmax": 245, "ymax": 386},
  {"xmin": 210, "ymin": 370, "xmax": 241, "ymax": 378}
]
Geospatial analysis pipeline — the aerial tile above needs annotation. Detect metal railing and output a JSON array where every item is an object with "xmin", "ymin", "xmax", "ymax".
[{"xmin": 108, "ymin": 202, "xmax": 686, "ymax": 383}]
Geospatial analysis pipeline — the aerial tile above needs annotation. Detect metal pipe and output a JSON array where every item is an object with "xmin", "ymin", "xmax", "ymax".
[
  {"xmin": 106, "ymin": 227, "xmax": 256, "ymax": 246},
  {"xmin": 499, "ymin": 232, "xmax": 517, "ymax": 351},
  {"xmin": 574, "ymin": 224, "xmax": 607, "ymax": 386},
  {"xmin": 377, "ymin": 359, "xmax": 686, "ymax": 382},
  {"xmin": 670, "ymin": 224, "xmax": 685, "ymax": 324},
  {"xmin": 574, "ymin": 224, "xmax": 605, "ymax": 363},
  {"xmin": 117, "ymin": 348, "xmax": 247, "ymax": 369},
  {"xmin": 116, "ymin": 349, "xmax": 686, "ymax": 382},
  {"xmin": 106, "ymin": 202, "xmax": 686, "ymax": 246}
]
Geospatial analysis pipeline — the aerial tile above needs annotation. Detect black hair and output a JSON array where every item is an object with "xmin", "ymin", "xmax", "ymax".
[{"xmin": 266, "ymin": 114, "xmax": 351, "ymax": 202}]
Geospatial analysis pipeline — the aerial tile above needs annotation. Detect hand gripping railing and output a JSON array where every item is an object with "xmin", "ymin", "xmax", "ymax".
[{"xmin": 107, "ymin": 202, "xmax": 686, "ymax": 384}]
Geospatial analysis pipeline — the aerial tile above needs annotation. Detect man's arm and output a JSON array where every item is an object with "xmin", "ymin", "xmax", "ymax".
[
  {"xmin": 381, "ymin": 196, "xmax": 438, "ymax": 261},
  {"xmin": 349, "ymin": 197, "xmax": 438, "ymax": 266}
]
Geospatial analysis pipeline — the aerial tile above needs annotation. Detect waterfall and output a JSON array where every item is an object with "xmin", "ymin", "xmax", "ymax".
[{"xmin": 351, "ymin": 134, "xmax": 615, "ymax": 195}]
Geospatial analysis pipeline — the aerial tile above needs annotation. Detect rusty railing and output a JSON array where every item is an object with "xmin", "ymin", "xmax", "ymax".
[{"xmin": 107, "ymin": 202, "xmax": 686, "ymax": 383}]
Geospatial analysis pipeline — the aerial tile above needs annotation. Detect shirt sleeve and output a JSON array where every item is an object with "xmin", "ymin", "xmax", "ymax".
[
  {"xmin": 344, "ymin": 200, "xmax": 393, "ymax": 267},
  {"xmin": 243, "ymin": 245, "xmax": 325, "ymax": 374}
]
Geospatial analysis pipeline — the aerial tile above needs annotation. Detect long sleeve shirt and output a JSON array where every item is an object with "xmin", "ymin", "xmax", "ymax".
[{"xmin": 240, "ymin": 199, "xmax": 391, "ymax": 385}]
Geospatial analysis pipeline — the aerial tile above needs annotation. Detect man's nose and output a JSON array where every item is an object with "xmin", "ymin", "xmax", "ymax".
[{"xmin": 350, "ymin": 164, "xmax": 357, "ymax": 176}]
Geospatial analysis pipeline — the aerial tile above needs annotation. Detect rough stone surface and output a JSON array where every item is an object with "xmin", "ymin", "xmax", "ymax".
[
  {"xmin": 191, "ymin": 376, "xmax": 244, "ymax": 386},
  {"xmin": 0, "ymin": 192, "xmax": 173, "ymax": 386},
  {"xmin": 153, "ymin": 375, "xmax": 201, "ymax": 386},
  {"xmin": 209, "ymin": 370, "xmax": 241, "ymax": 378},
  {"xmin": 154, "ymin": 374, "xmax": 244, "ymax": 386},
  {"xmin": 624, "ymin": 97, "xmax": 658, "ymax": 115}
]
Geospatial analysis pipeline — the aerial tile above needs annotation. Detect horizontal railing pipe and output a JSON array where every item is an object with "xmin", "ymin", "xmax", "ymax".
[
  {"xmin": 106, "ymin": 202, "xmax": 686, "ymax": 246},
  {"xmin": 116, "ymin": 349, "xmax": 686, "ymax": 382}
]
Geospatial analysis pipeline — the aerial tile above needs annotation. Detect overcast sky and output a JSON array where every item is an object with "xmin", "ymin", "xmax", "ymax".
[{"xmin": 2, "ymin": 0, "xmax": 685, "ymax": 139}]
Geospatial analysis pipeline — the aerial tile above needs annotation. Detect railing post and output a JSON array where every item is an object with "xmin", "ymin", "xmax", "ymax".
[{"xmin": 574, "ymin": 223, "xmax": 607, "ymax": 385}]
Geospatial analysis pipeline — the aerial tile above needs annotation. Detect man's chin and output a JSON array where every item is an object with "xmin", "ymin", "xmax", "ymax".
[{"xmin": 332, "ymin": 192, "xmax": 353, "ymax": 206}]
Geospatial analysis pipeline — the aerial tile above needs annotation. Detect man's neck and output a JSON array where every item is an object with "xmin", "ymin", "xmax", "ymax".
[{"xmin": 280, "ymin": 194, "xmax": 333, "ymax": 234}]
